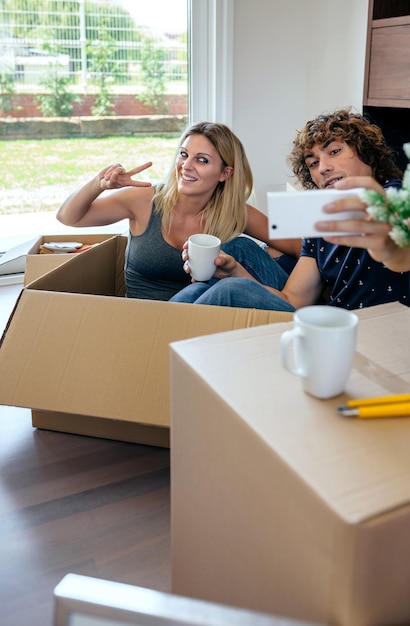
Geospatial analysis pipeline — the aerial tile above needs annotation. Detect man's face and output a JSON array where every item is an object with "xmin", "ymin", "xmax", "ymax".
[{"xmin": 303, "ymin": 140, "xmax": 372, "ymax": 189}]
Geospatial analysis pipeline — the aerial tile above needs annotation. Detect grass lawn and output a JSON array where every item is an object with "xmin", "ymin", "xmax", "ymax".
[{"xmin": 0, "ymin": 135, "xmax": 178, "ymax": 215}]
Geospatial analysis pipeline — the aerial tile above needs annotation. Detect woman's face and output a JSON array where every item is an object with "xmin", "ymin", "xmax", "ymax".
[{"xmin": 176, "ymin": 133, "xmax": 232, "ymax": 197}]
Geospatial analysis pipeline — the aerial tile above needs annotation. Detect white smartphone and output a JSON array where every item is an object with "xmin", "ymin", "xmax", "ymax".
[{"xmin": 267, "ymin": 188, "xmax": 364, "ymax": 239}]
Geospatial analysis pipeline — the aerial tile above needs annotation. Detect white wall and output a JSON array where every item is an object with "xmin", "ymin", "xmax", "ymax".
[{"xmin": 230, "ymin": 0, "xmax": 369, "ymax": 210}]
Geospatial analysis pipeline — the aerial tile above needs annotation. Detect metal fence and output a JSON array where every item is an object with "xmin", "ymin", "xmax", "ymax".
[{"xmin": 0, "ymin": 0, "xmax": 188, "ymax": 93}]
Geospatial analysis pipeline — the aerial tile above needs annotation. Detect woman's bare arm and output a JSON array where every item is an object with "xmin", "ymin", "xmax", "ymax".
[{"xmin": 56, "ymin": 162, "xmax": 153, "ymax": 227}]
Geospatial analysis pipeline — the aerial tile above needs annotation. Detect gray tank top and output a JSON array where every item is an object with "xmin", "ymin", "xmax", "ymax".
[{"xmin": 124, "ymin": 206, "xmax": 191, "ymax": 300}]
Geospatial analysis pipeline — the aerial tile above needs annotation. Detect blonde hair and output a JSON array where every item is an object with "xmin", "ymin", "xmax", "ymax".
[{"xmin": 153, "ymin": 122, "xmax": 253, "ymax": 242}]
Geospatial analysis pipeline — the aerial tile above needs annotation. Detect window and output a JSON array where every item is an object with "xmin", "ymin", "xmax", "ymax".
[{"xmin": 0, "ymin": 0, "xmax": 234, "ymax": 260}]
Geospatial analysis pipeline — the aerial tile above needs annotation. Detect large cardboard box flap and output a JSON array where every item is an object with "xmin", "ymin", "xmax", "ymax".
[
  {"xmin": 0, "ymin": 235, "xmax": 293, "ymax": 444},
  {"xmin": 170, "ymin": 302, "xmax": 410, "ymax": 626}
]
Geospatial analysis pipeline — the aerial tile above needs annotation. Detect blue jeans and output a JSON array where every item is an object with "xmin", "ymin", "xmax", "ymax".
[
  {"xmin": 170, "ymin": 236, "xmax": 295, "ymax": 311},
  {"xmin": 170, "ymin": 277, "xmax": 296, "ymax": 311},
  {"xmin": 221, "ymin": 236, "xmax": 289, "ymax": 287}
]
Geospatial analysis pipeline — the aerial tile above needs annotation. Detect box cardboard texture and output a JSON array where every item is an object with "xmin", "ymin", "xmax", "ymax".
[
  {"xmin": 170, "ymin": 302, "xmax": 410, "ymax": 626},
  {"xmin": 0, "ymin": 235, "xmax": 293, "ymax": 447},
  {"xmin": 24, "ymin": 233, "xmax": 117, "ymax": 285}
]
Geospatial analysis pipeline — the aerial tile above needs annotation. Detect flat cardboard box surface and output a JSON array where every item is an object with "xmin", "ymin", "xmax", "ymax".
[
  {"xmin": 170, "ymin": 302, "xmax": 410, "ymax": 626},
  {"xmin": 24, "ymin": 233, "xmax": 117, "ymax": 285},
  {"xmin": 0, "ymin": 235, "xmax": 293, "ymax": 446}
]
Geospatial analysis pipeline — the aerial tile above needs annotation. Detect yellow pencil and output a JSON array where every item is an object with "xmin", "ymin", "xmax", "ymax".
[
  {"xmin": 338, "ymin": 402, "xmax": 410, "ymax": 419},
  {"xmin": 344, "ymin": 393, "xmax": 410, "ymax": 408}
]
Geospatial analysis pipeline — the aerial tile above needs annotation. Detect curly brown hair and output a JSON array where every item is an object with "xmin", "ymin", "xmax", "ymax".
[{"xmin": 287, "ymin": 107, "xmax": 403, "ymax": 189}]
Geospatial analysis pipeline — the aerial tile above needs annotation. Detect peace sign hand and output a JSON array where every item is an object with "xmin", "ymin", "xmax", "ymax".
[{"xmin": 99, "ymin": 162, "xmax": 153, "ymax": 190}]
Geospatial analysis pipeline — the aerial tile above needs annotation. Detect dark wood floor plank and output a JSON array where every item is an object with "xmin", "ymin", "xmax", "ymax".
[
  {"xmin": 0, "ymin": 404, "xmax": 171, "ymax": 626},
  {"xmin": 1, "ymin": 468, "xmax": 170, "ymax": 530}
]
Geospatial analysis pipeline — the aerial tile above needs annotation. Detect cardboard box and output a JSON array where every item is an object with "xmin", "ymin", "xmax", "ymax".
[
  {"xmin": 24, "ymin": 233, "xmax": 117, "ymax": 285},
  {"xmin": 0, "ymin": 233, "xmax": 116, "ymax": 281},
  {"xmin": 0, "ymin": 235, "xmax": 293, "ymax": 447},
  {"xmin": 170, "ymin": 302, "xmax": 410, "ymax": 626}
]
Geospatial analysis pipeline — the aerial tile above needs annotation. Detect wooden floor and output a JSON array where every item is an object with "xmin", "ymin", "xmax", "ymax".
[{"xmin": 0, "ymin": 284, "xmax": 171, "ymax": 626}]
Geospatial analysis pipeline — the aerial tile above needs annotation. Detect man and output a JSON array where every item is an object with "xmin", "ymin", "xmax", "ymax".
[{"xmin": 171, "ymin": 108, "xmax": 410, "ymax": 311}]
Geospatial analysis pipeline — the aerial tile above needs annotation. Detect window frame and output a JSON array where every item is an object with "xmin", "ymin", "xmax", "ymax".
[{"xmin": 188, "ymin": 0, "xmax": 233, "ymax": 125}]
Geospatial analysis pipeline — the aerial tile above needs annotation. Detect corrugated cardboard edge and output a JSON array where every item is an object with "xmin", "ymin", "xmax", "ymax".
[
  {"xmin": 32, "ymin": 410, "xmax": 170, "ymax": 447},
  {"xmin": 0, "ymin": 287, "xmax": 23, "ymax": 348}
]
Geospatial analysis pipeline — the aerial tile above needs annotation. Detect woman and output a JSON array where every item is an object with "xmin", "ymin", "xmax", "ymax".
[{"xmin": 57, "ymin": 122, "xmax": 300, "ymax": 300}]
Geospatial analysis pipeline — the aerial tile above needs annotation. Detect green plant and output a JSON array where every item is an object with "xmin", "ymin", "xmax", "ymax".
[
  {"xmin": 36, "ymin": 64, "xmax": 79, "ymax": 117},
  {"xmin": 86, "ymin": 25, "xmax": 122, "ymax": 116},
  {"xmin": 138, "ymin": 36, "xmax": 169, "ymax": 113},
  {"xmin": 0, "ymin": 70, "xmax": 16, "ymax": 114},
  {"xmin": 360, "ymin": 143, "xmax": 410, "ymax": 248}
]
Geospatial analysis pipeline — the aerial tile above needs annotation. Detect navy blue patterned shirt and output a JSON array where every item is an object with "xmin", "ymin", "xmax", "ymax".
[{"xmin": 301, "ymin": 181, "xmax": 410, "ymax": 309}]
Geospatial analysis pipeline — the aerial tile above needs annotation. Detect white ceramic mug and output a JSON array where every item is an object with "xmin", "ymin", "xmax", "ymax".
[
  {"xmin": 280, "ymin": 305, "xmax": 358, "ymax": 399},
  {"xmin": 187, "ymin": 234, "xmax": 221, "ymax": 282}
]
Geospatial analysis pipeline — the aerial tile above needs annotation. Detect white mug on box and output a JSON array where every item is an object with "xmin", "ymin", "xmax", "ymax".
[{"xmin": 280, "ymin": 305, "xmax": 358, "ymax": 399}]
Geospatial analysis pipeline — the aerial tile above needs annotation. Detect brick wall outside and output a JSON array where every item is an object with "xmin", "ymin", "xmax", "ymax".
[{"xmin": 4, "ymin": 93, "xmax": 188, "ymax": 118}]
